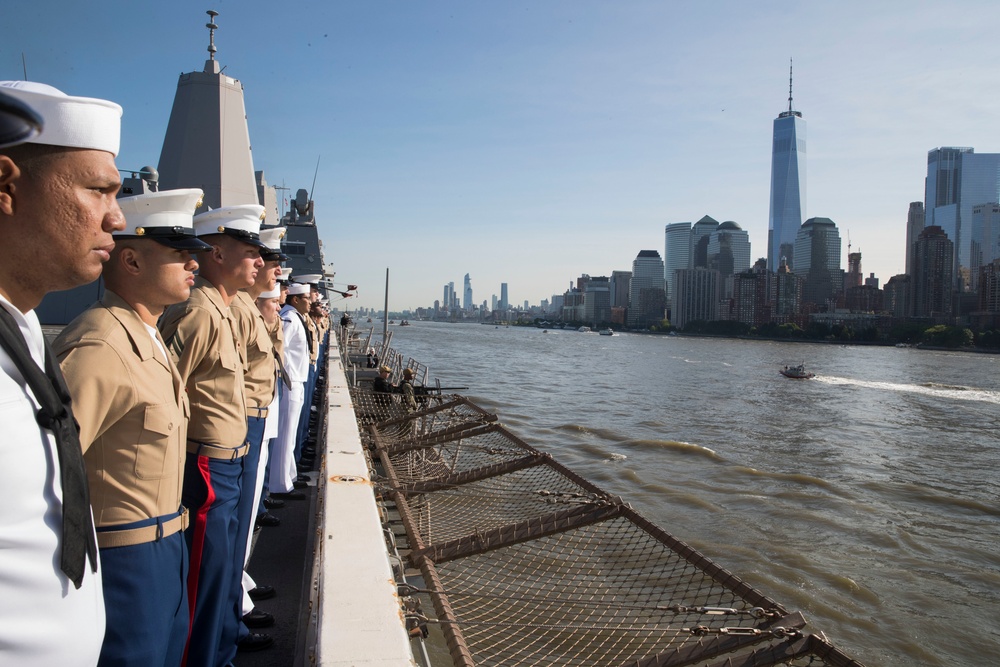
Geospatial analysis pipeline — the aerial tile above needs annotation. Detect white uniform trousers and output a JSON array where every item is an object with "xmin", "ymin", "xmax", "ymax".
[
  {"xmin": 269, "ymin": 381, "xmax": 304, "ymax": 495},
  {"xmin": 241, "ymin": 391, "xmax": 280, "ymax": 615}
]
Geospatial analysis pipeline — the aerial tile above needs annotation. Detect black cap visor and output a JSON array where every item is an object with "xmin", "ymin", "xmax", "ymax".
[
  {"xmin": 261, "ymin": 250, "xmax": 289, "ymax": 262},
  {"xmin": 118, "ymin": 227, "xmax": 215, "ymax": 252},
  {"xmin": 0, "ymin": 90, "xmax": 44, "ymax": 148},
  {"xmin": 218, "ymin": 227, "xmax": 269, "ymax": 249}
]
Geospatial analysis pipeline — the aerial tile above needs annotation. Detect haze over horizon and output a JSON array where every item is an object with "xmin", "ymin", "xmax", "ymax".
[{"xmin": 4, "ymin": 1, "xmax": 999, "ymax": 311}]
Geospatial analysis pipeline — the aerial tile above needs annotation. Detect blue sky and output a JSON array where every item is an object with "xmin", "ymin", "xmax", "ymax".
[{"xmin": 4, "ymin": 2, "xmax": 999, "ymax": 311}]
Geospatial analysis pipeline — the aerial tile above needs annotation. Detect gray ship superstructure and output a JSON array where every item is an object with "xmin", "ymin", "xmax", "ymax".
[
  {"xmin": 37, "ymin": 11, "xmax": 328, "ymax": 324},
  {"xmin": 156, "ymin": 11, "xmax": 258, "ymax": 212}
]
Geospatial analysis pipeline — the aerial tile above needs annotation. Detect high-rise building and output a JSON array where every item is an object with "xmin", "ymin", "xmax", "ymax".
[
  {"xmin": 846, "ymin": 251, "xmax": 862, "ymax": 288},
  {"xmin": 911, "ymin": 225, "xmax": 953, "ymax": 318},
  {"xmin": 500, "ymin": 283, "xmax": 508, "ymax": 310},
  {"xmin": 925, "ymin": 147, "xmax": 1000, "ymax": 291},
  {"xmin": 971, "ymin": 203, "xmax": 1000, "ymax": 291},
  {"xmin": 491, "ymin": 294, "xmax": 498, "ymax": 311},
  {"xmin": 884, "ymin": 274, "xmax": 912, "ymax": 318},
  {"xmin": 443, "ymin": 283, "xmax": 452, "ymax": 312},
  {"xmin": 905, "ymin": 202, "xmax": 925, "ymax": 276},
  {"xmin": 673, "ymin": 268, "xmax": 720, "ymax": 329},
  {"xmin": 793, "ymin": 217, "xmax": 841, "ymax": 308},
  {"xmin": 707, "ymin": 221, "xmax": 752, "ymax": 298},
  {"xmin": 627, "ymin": 250, "xmax": 665, "ymax": 327},
  {"xmin": 664, "ymin": 222, "xmax": 693, "ymax": 310},
  {"xmin": 610, "ymin": 270, "xmax": 632, "ymax": 309},
  {"xmin": 449, "ymin": 282, "xmax": 456, "ymax": 310},
  {"xmin": 583, "ymin": 277, "xmax": 612, "ymax": 326},
  {"xmin": 767, "ymin": 63, "xmax": 806, "ymax": 271},
  {"xmin": 732, "ymin": 260, "xmax": 773, "ymax": 327},
  {"xmin": 979, "ymin": 259, "xmax": 1000, "ymax": 313},
  {"xmin": 774, "ymin": 260, "xmax": 803, "ymax": 320},
  {"xmin": 463, "ymin": 274, "xmax": 473, "ymax": 311},
  {"xmin": 691, "ymin": 215, "xmax": 719, "ymax": 269}
]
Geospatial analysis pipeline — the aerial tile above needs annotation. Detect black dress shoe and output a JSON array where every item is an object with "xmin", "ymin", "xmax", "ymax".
[
  {"xmin": 243, "ymin": 609, "xmax": 274, "ymax": 629},
  {"xmin": 296, "ymin": 473, "xmax": 311, "ymax": 483},
  {"xmin": 255, "ymin": 513, "xmax": 281, "ymax": 527},
  {"xmin": 237, "ymin": 632, "xmax": 273, "ymax": 652},
  {"xmin": 263, "ymin": 496, "xmax": 285, "ymax": 510},
  {"xmin": 272, "ymin": 490, "xmax": 306, "ymax": 500},
  {"xmin": 292, "ymin": 480, "xmax": 308, "ymax": 489},
  {"xmin": 248, "ymin": 585, "xmax": 276, "ymax": 601}
]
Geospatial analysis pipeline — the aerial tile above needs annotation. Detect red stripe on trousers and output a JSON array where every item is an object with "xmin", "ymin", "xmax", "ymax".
[{"xmin": 181, "ymin": 455, "xmax": 216, "ymax": 667}]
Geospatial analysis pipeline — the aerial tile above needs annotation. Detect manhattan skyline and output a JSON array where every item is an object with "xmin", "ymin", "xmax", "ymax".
[{"xmin": 4, "ymin": 2, "xmax": 1000, "ymax": 310}]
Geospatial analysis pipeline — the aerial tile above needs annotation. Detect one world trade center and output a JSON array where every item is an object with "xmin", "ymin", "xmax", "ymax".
[{"xmin": 767, "ymin": 62, "xmax": 806, "ymax": 271}]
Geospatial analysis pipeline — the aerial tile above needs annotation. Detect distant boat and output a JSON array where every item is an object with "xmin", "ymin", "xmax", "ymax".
[
  {"xmin": 399, "ymin": 319, "xmax": 410, "ymax": 326},
  {"xmin": 598, "ymin": 328, "xmax": 614, "ymax": 336},
  {"xmin": 780, "ymin": 364, "xmax": 815, "ymax": 379},
  {"xmin": 577, "ymin": 326, "xmax": 591, "ymax": 333}
]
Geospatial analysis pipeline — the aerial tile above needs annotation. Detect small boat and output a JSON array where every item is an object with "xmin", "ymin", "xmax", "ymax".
[
  {"xmin": 399, "ymin": 319, "xmax": 410, "ymax": 326},
  {"xmin": 577, "ymin": 326, "xmax": 591, "ymax": 333},
  {"xmin": 780, "ymin": 364, "xmax": 815, "ymax": 379},
  {"xmin": 599, "ymin": 328, "xmax": 614, "ymax": 336}
]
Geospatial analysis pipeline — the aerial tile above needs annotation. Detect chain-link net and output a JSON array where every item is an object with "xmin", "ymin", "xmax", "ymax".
[{"xmin": 357, "ymin": 391, "xmax": 864, "ymax": 667}]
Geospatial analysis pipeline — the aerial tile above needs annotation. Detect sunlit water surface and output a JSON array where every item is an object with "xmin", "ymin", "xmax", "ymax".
[{"xmin": 370, "ymin": 322, "xmax": 1000, "ymax": 666}]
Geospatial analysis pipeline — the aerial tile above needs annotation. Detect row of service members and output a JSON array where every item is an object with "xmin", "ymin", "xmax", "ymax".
[{"xmin": 0, "ymin": 80, "xmax": 327, "ymax": 667}]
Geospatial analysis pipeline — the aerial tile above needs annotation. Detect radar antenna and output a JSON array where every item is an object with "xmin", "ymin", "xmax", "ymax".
[{"xmin": 206, "ymin": 10, "xmax": 219, "ymax": 61}]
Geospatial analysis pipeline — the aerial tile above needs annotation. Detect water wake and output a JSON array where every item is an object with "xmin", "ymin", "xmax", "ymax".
[{"xmin": 816, "ymin": 375, "xmax": 1000, "ymax": 405}]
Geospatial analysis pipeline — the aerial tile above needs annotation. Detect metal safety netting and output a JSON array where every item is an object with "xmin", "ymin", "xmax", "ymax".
[{"xmin": 354, "ymin": 389, "xmax": 864, "ymax": 667}]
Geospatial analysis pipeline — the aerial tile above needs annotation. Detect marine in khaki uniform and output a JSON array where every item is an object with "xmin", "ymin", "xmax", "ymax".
[
  {"xmin": 158, "ymin": 204, "xmax": 269, "ymax": 663},
  {"xmin": 54, "ymin": 189, "xmax": 211, "ymax": 667},
  {"xmin": 228, "ymin": 226, "xmax": 287, "ymax": 637}
]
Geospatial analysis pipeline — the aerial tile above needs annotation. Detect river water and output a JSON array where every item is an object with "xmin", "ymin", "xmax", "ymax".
[{"xmin": 372, "ymin": 321, "xmax": 999, "ymax": 667}]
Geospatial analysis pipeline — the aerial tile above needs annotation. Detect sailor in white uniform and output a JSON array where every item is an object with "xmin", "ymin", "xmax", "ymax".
[
  {"xmin": 269, "ymin": 282, "xmax": 311, "ymax": 497},
  {"xmin": 0, "ymin": 80, "xmax": 125, "ymax": 666}
]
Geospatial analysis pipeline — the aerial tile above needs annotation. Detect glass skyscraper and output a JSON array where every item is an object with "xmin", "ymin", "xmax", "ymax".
[
  {"xmin": 925, "ymin": 147, "xmax": 1000, "ymax": 291},
  {"xmin": 627, "ymin": 250, "xmax": 665, "ymax": 327},
  {"xmin": 767, "ymin": 66, "xmax": 806, "ymax": 271},
  {"xmin": 664, "ymin": 222, "xmax": 692, "ymax": 309},
  {"xmin": 793, "ymin": 217, "xmax": 841, "ymax": 307}
]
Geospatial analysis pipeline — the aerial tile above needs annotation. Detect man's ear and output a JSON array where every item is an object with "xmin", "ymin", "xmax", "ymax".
[
  {"xmin": 118, "ymin": 245, "xmax": 143, "ymax": 276},
  {"xmin": 0, "ymin": 155, "xmax": 22, "ymax": 216}
]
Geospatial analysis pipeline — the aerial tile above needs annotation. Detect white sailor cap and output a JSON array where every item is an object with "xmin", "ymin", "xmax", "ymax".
[
  {"xmin": 259, "ymin": 227, "xmax": 288, "ymax": 261},
  {"xmin": 293, "ymin": 273, "xmax": 323, "ymax": 284},
  {"xmin": 116, "ymin": 188, "xmax": 213, "ymax": 252},
  {"xmin": 0, "ymin": 81, "xmax": 122, "ymax": 156},
  {"xmin": 288, "ymin": 283, "xmax": 311, "ymax": 296},
  {"xmin": 193, "ymin": 204, "xmax": 268, "ymax": 248},
  {"xmin": 278, "ymin": 267, "xmax": 293, "ymax": 283},
  {"xmin": 258, "ymin": 286, "xmax": 281, "ymax": 299}
]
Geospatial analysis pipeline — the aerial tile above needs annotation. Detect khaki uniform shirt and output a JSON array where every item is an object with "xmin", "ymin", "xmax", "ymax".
[
  {"xmin": 159, "ymin": 277, "xmax": 247, "ymax": 448},
  {"xmin": 306, "ymin": 314, "xmax": 319, "ymax": 364},
  {"xmin": 53, "ymin": 290, "xmax": 188, "ymax": 527},
  {"xmin": 231, "ymin": 291, "xmax": 276, "ymax": 409},
  {"xmin": 268, "ymin": 316, "xmax": 284, "ymax": 360}
]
